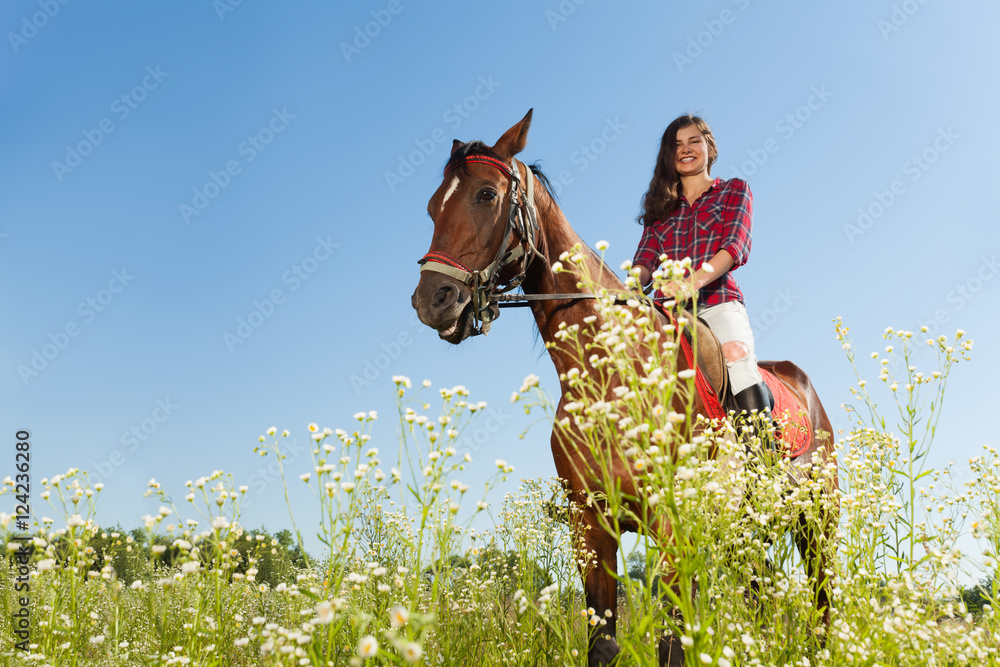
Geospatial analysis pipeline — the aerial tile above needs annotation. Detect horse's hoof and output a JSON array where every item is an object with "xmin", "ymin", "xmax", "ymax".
[{"xmin": 588, "ymin": 635, "xmax": 620, "ymax": 666}]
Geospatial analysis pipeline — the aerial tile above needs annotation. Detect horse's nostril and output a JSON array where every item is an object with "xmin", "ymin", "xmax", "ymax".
[{"xmin": 432, "ymin": 285, "xmax": 455, "ymax": 308}]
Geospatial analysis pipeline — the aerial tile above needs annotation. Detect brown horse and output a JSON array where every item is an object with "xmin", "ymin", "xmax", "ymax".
[{"xmin": 410, "ymin": 110, "xmax": 838, "ymax": 667}]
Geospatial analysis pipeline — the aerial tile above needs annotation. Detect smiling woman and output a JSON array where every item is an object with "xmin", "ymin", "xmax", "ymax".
[{"xmin": 633, "ymin": 114, "xmax": 773, "ymax": 426}]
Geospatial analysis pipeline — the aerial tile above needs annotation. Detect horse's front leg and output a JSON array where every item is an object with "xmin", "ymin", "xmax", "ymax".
[{"xmin": 579, "ymin": 509, "xmax": 621, "ymax": 667}]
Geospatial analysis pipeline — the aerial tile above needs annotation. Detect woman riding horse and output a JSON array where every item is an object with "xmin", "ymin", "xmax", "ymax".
[{"xmin": 411, "ymin": 110, "xmax": 836, "ymax": 667}]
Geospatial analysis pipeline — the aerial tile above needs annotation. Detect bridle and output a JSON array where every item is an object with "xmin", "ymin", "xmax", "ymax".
[
  {"xmin": 418, "ymin": 153, "xmax": 671, "ymax": 336},
  {"xmin": 418, "ymin": 154, "xmax": 544, "ymax": 336}
]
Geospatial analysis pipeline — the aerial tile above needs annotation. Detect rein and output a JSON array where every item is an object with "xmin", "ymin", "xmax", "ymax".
[{"xmin": 492, "ymin": 290, "xmax": 674, "ymax": 308}]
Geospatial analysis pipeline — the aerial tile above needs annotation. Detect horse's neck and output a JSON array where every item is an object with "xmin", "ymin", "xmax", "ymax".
[
  {"xmin": 521, "ymin": 193, "xmax": 626, "ymax": 381},
  {"xmin": 520, "ymin": 180, "xmax": 692, "ymax": 399}
]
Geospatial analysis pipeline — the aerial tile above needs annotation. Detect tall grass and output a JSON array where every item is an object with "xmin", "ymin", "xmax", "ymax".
[{"xmin": 1, "ymin": 251, "xmax": 997, "ymax": 665}]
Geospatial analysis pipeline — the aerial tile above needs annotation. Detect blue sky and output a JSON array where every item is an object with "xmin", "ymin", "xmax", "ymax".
[{"xmin": 2, "ymin": 1, "xmax": 998, "ymax": 558}]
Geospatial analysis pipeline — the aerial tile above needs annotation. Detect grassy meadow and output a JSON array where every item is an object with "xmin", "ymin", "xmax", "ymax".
[{"xmin": 2, "ymin": 255, "xmax": 998, "ymax": 666}]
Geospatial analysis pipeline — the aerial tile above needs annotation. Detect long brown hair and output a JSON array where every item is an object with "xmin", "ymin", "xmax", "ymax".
[{"xmin": 637, "ymin": 115, "xmax": 718, "ymax": 226}]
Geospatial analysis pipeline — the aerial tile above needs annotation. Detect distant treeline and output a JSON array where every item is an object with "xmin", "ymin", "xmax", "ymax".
[{"xmin": 3, "ymin": 525, "xmax": 310, "ymax": 588}]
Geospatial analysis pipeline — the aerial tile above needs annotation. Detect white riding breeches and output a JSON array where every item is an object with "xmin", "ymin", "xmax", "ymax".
[{"xmin": 697, "ymin": 300, "xmax": 762, "ymax": 394}]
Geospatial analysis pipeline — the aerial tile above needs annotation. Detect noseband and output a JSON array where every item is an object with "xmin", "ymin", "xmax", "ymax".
[{"xmin": 418, "ymin": 155, "xmax": 542, "ymax": 336}]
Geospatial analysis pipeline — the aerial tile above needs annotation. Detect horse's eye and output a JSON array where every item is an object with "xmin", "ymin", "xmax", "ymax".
[{"xmin": 477, "ymin": 188, "xmax": 498, "ymax": 203}]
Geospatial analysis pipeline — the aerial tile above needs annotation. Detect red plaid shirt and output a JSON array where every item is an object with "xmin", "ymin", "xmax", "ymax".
[{"xmin": 633, "ymin": 177, "xmax": 753, "ymax": 306}]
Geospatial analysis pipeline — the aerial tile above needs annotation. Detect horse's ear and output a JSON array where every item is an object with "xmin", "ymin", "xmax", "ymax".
[
  {"xmin": 492, "ymin": 109, "xmax": 533, "ymax": 160},
  {"xmin": 450, "ymin": 139, "xmax": 464, "ymax": 157}
]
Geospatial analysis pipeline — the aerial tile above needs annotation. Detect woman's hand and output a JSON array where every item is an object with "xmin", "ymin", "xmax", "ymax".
[
  {"xmin": 657, "ymin": 280, "xmax": 697, "ymax": 303},
  {"xmin": 638, "ymin": 264, "xmax": 695, "ymax": 301},
  {"xmin": 637, "ymin": 265, "xmax": 652, "ymax": 289},
  {"xmin": 639, "ymin": 249, "xmax": 733, "ymax": 301}
]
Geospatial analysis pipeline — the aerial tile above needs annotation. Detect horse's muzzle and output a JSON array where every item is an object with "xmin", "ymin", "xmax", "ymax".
[{"xmin": 411, "ymin": 273, "xmax": 473, "ymax": 343}]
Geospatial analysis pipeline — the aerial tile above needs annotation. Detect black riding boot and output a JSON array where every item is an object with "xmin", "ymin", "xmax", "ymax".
[{"xmin": 733, "ymin": 382, "xmax": 776, "ymax": 450}]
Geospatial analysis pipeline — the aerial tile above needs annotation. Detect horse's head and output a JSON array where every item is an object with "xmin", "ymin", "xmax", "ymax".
[{"xmin": 411, "ymin": 109, "xmax": 539, "ymax": 343}]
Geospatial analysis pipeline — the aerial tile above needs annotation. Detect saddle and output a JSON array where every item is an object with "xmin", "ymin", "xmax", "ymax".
[
  {"xmin": 686, "ymin": 316, "xmax": 734, "ymax": 414},
  {"xmin": 668, "ymin": 309, "xmax": 812, "ymax": 458}
]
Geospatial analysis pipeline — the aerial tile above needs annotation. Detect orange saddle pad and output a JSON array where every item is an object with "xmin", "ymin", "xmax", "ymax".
[{"xmin": 760, "ymin": 367, "xmax": 812, "ymax": 458}]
